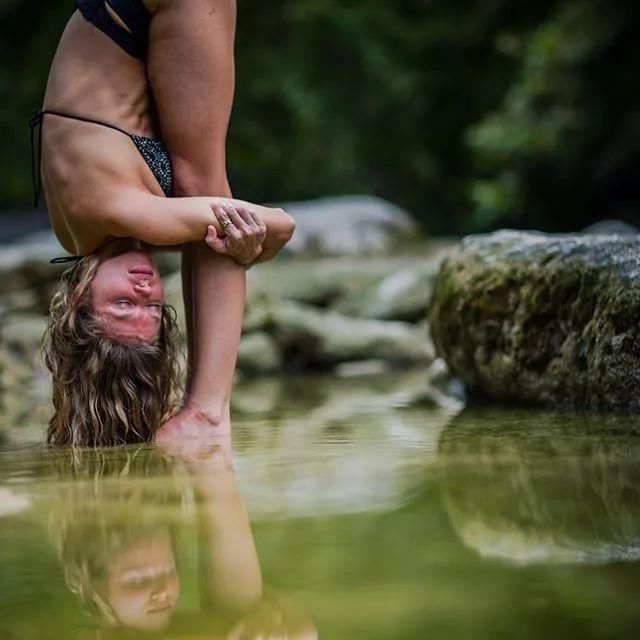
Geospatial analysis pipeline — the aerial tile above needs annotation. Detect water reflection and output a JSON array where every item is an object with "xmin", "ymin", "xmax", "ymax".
[
  {"xmin": 50, "ymin": 441, "xmax": 317, "ymax": 639},
  {"xmin": 438, "ymin": 409, "xmax": 640, "ymax": 565}
]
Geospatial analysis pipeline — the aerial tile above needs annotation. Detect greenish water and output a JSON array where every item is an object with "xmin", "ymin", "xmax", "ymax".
[{"xmin": 1, "ymin": 373, "xmax": 640, "ymax": 639}]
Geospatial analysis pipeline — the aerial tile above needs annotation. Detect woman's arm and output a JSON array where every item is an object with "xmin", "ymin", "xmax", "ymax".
[{"xmin": 103, "ymin": 189, "xmax": 294, "ymax": 258}]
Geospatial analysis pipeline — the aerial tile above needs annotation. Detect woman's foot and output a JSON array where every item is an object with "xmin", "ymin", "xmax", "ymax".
[
  {"xmin": 155, "ymin": 405, "xmax": 230, "ymax": 442},
  {"xmin": 154, "ymin": 406, "xmax": 233, "ymax": 464}
]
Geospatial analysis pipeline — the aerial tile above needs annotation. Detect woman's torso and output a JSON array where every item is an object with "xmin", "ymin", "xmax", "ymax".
[{"xmin": 42, "ymin": 6, "xmax": 161, "ymax": 254}]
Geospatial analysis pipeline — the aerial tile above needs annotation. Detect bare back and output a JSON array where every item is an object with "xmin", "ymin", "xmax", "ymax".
[{"xmin": 42, "ymin": 9, "xmax": 162, "ymax": 254}]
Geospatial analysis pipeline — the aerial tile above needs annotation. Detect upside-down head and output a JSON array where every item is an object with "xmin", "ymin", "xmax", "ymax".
[{"xmin": 42, "ymin": 240, "xmax": 182, "ymax": 446}]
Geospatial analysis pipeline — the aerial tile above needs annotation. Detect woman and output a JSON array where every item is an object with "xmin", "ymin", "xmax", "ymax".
[{"xmin": 35, "ymin": 0, "xmax": 295, "ymax": 446}]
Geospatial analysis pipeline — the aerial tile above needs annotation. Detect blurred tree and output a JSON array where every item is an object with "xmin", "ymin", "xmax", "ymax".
[
  {"xmin": 468, "ymin": 0, "xmax": 640, "ymax": 232},
  {"xmin": 0, "ymin": 0, "xmax": 638, "ymax": 234}
]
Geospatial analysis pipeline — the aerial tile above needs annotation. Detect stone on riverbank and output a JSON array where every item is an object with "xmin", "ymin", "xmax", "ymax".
[
  {"xmin": 281, "ymin": 195, "xmax": 420, "ymax": 255},
  {"xmin": 0, "ymin": 313, "xmax": 50, "ymax": 426},
  {"xmin": 267, "ymin": 301, "xmax": 434, "ymax": 370},
  {"xmin": 429, "ymin": 230, "xmax": 640, "ymax": 411},
  {"xmin": 238, "ymin": 332, "xmax": 282, "ymax": 374}
]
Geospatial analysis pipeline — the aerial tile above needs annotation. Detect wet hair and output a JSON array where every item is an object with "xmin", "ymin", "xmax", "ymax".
[
  {"xmin": 42, "ymin": 255, "xmax": 182, "ymax": 447},
  {"xmin": 49, "ymin": 447, "xmax": 184, "ymax": 627}
]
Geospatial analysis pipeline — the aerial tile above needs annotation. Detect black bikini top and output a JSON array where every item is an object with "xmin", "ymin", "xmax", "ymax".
[{"xmin": 76, "ymin": 0, "xmax": 151, "ymax": 60}]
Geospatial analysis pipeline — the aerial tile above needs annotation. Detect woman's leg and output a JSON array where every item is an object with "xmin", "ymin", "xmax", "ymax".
[
  {"xmin": 157, "ymin": 245, "xmax": 245, "ymax": 439},
  {"xmin": 146, "ymin": 0, "xmax": 241, "ymax": 436},
  {"xmin": 146, "ymin": 0, "xmax": 236, "ymax": 197}
]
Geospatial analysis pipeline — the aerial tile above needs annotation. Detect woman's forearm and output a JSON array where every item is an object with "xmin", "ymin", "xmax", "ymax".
[{"xmin": 106, "ymin": 190, "xmax": 294, "ymax": 257}]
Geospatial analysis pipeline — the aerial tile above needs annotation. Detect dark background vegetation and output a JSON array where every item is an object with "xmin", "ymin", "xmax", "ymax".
[{"xmin": 1, "ymin": 0, "xmax": 639, "ymax": 234}]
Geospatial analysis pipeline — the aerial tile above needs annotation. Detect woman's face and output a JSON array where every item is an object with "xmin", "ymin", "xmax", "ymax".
[
  {"xmin": 106, "ymin": 532, "xmax": 180, "ymax": 631},
  {"xmin": 89, "ymin": 241, "xmax": 164, "ymax": 343}
]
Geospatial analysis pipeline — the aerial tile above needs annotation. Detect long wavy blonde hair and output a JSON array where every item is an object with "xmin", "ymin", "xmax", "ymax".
[{"xmin": 42, "ymin": 255, "xmax": 182, "ymax": 447}]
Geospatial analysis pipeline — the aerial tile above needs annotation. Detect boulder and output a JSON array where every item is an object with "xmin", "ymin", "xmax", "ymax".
[
  {"xmin": 267, "ymin": 301, "xmax": 434, "ymax": 369},
  {"xmin": 0, "ymin": 313, "xmax": 50, "ymax": 427},
  {"xmin": 247, "ymin": 248, "xmax": 453, "ymax": 322},
  {"xmin": 247, "ymin": 256, "xmax": 393, "ymax": 308},
  {"xmin": 581, "ymin": 219, "xmax": 639, "ymax": 236},
  {"xmin": 237, "ymin": 332, "xmax": 282, "ymax": 375},
  {"xmin": 429, "ymin": 230, "xmax": 640, "ymax": 411},
  {"xmin": 1, "ymin": 313, "xmax": 48, "ymax": 356},
  {"xmin": 332, "ymin": 263, "xmax": 438, "ymax": 322},
  {"xmin": 278, "ymin": 195, "xmax": 420, "ymax": 255},
  {"xmin": 0, "ymin": 230, "xmax": 63, "ymax": 296}
]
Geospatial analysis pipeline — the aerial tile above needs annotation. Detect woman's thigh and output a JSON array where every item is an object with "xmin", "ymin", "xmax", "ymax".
[{"xmin": 145, "ymin": 0, "xmax": 236, "ymax": 195}]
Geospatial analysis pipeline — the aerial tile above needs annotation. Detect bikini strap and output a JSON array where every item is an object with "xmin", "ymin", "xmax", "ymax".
[
  {"xmin": 28, "ymin": 108, "xmax": 133, "ymax": 208},
  {"xmin": 49, "ymin": 236, "xmax": 122, "ymax": 265},
  {"xmin": 38, "ymin": 109, "xmax": 132, "ymax": 137},
  {"xmin": 29, "ymin": 108, "xmax": 44, "ymax": 207},
  {"xmin": 50, "ymin": 255, "xmax": 84, "ymax": 265}
]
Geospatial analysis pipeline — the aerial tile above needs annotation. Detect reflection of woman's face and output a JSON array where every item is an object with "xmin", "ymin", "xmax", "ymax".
[
  {"xmin": 90, "ymin": 243, "xmax": 164, "ymax": 343},
  {"xmin": 106, "ymin": 532, "xmax": 180, "ymax": 631}
]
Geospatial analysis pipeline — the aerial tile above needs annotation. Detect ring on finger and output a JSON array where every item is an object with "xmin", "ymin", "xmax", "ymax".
[{"xmin": 222, "ymin": 219, "xmax": 232, "ymax": 229}]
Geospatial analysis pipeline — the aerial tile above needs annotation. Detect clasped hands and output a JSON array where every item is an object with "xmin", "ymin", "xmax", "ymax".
[{"xmin": 206, "ymin": 202, "xmax": 267, "ymax": 266}]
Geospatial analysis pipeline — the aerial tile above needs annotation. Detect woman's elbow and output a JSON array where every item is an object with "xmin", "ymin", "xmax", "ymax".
[
  {"xmin": 258, "ymin": 209, "xmax": 295, "ymax": 263},
  {"xmin": 275, "ymin": 208, "xmax": 296, "ymax": 245}
]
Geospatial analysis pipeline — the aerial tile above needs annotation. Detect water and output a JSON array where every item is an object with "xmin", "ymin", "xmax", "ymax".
[{"xmin": 1, "ymin": 372, "xmax": 640, "ymax": 639}]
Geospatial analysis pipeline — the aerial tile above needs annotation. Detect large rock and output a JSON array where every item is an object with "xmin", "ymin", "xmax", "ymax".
[
  {"xmin": 267, "ymin": 301, "xmax": 434, "ymax": 369},
  {"xmin": 247, "ymin": 246, "xmax": 454, "ymax": 321},
  {"xmin": 0, "ymin": 313, "xmax": 50, "ymax": 427},
  {"xmin": 581, "ymin": 219, "xmax": 639, "ymax": 235},
  {"xmin": 237, "ymin": 331, "xmax": 282, "ymax": 375},
  {"xmin": 429, "ymin": 230, "xmax": 640, "ymax": 411},
  {"xmin": 2, "ymin": 313, "xmax": 48, "ymax": 355},
  {"xmin": 279, "ymin": 195, "xmax": 420, "ymax": 255},
  {"xmin": 0, "ymin": 230, "xmax": 65, "ymax": 310},
  {"xmin": 247, "ymin": 256, "xmax": 391, "ymax": 308},
  {"xmin": 332, "ymin": 263, "xmax": 438, "ymax": 322}
]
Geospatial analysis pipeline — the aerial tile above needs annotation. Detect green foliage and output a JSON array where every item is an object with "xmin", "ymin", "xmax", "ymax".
[
  {"xmin": 467, "ymin": 0, "xmax": 640, "ymax": 231},
  {"xmin": 0, "ymin": 0, "xmax": 639, "ymax": 233}
]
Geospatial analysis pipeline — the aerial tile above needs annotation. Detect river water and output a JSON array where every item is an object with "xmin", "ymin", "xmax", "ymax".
[{"xmin": 1, "ymin": 372, "xmax": 639, "ymax": 639}]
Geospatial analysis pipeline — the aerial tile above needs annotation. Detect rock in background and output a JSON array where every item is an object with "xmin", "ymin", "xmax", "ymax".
[
  {"xmin": 429, "ymin": 230, "xmax": 640, "ymax": 411},
  {"xmin": 280, "ymin": 195, "xmax": 420, "ymax": 255}
]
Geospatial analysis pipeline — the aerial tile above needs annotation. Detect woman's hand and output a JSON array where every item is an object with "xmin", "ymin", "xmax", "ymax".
[{"xmin": 206, "ymin": 203, "xmax": 267, "ymax": 266}]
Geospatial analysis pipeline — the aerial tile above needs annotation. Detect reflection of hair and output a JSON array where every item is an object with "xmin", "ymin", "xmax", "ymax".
[
  {"xmin": 50, "ymin": 447, "xmax": 184, "ymax": 626},
  {"xmin": 42, "ymin": 256, "xmax": 182, "ymax": 447}
]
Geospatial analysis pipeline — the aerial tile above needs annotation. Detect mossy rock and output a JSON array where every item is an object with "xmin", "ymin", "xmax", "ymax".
[{"xmin": 429, "ymin": 230, "xmax": 640, "ymax": 411}]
